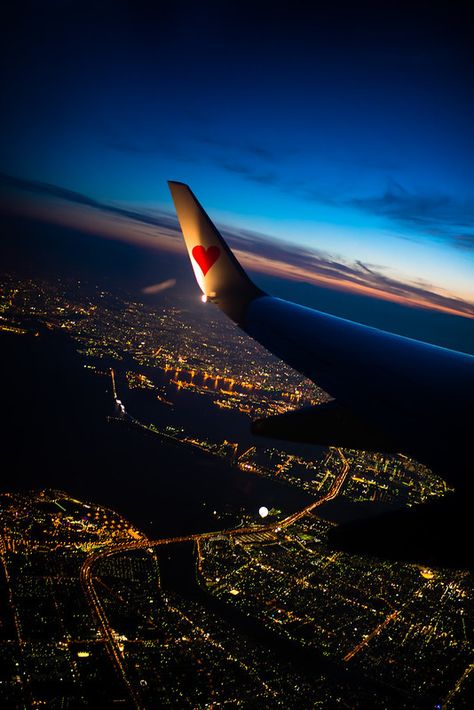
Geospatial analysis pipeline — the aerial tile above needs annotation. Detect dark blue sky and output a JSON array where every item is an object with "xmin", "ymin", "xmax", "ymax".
[{"xmin": 1, "ymin": 0, "xmax": 473, "ymax": 319}]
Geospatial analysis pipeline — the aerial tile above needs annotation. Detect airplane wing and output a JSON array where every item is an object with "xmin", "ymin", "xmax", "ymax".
[
  {"xmin": 169, "ymin": 180, "xmax": 473, "ymax": 481},
  {"xmin": 169, "ymin": 181, "xmax": 474, "ymax": 566}
]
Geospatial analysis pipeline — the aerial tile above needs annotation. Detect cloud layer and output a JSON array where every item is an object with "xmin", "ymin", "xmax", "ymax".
[
  {"xmin": 193, "ymin": 139, "xmax": 473, "ymax": 254},
  {"xmin": 348, "ymin": 182, "xmax": 474, "ymax": 251},
  {"xmin": 1, "ymin": 172, "xmax": 473, "ymax": 319}
]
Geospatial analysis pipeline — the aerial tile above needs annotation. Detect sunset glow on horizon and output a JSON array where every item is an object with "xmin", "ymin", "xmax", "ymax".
[
  {"xmin": 2, "ymin": 187, "xmax": 472, "ymax": 320},
  {"xmin": 1, "ymin": 1, "xmax": 472, "ymax": 328}
]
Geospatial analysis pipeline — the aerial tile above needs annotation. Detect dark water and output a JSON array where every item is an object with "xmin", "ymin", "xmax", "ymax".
[
  {"xmin": 0, "ymin": 328, "xmax": 315, "ymax": 538},
  {"xmin": 1, "ymin": 327, "xmax": 394, "ymax": 539},
  {"xmin": 111, "ymin": 355, "xmax": 398, "ymax": 520},
  {"xmin": 114, "ymin": 355, "xmax": 328, "ymax": 460}
]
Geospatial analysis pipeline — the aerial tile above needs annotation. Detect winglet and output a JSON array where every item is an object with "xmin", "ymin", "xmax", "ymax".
[{"xmin": 168, "ymin": 181, "xmax": 264, "ymax": 323}]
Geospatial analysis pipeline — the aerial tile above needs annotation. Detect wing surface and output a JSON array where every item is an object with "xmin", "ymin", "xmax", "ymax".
[{"xmin": 169, "ymin": 181, "xmax": 474, "ymax": 490}]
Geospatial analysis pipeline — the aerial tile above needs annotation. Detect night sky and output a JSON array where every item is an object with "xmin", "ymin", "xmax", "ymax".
[{"xmin": 1, "ymin": 1, "xmax": 473, "ymax": 328}]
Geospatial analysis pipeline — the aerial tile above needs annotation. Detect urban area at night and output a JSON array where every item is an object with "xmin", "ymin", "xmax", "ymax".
[{"xmin": 0, "ymin": 273, "xmax": 471, "ymax": 708}]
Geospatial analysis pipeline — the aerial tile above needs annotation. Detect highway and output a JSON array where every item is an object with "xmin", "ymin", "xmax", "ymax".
[
  {"xmin": 279, "ymin": 448, "xmax": 350, "ymax": 528},
  {"xmin": 110, "ymin": 368, "xmax": 117, "ymax": 400},
  {"xmin": 442, "ymin": 661, "xmax": 474, "ymax": 709},
  {"xmin": 343, "ymin": 611, "xmax": 399, "ymax": 662}
]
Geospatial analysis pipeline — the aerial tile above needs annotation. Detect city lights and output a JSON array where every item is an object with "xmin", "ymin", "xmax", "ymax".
[{"xmin": 0, "ymin": 272, "xmax": 468, "ymax": 708}]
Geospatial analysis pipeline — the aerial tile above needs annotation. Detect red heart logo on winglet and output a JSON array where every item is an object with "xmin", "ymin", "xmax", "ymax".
[{"xmin": 192, "ymin": 245, "xmax": 221, "ymax": 276}]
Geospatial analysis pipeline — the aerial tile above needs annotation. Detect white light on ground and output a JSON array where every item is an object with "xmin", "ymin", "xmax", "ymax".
[
  {"xmin": 258, "ymin": 506, "xmax": 269, "ymax": 518},
  {"xmin": 201, "ymin": 294, "xmax": 208, "ymax": 303}
]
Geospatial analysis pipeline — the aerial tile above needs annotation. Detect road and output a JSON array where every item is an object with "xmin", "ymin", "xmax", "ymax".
[
  {"xmin": 279, "ymin": 448, "xmax": 350, "ymax": 528},
  {"xmin": 343, "ymin": 611, "xmax": 399, "ymax": 662}
]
